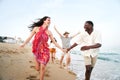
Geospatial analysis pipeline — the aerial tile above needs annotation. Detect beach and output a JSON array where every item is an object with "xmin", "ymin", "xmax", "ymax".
[
  {"xmin": 0, "ymin": 43, "xmax": 120, "ymax": 80},
  {"xmin": 0, "ymin": 43, "xmax": 76, "ymax": 80}
]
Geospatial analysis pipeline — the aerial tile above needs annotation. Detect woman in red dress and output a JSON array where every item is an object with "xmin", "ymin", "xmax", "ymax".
[{"xmin": 20, "ymin": 16, "xmax": 65, "ymax": 80}]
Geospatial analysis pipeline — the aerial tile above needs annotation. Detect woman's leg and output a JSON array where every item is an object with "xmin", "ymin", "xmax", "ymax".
[
  {"xmin": 51, "ymin": 53, "xmax": 54, "ymax": 63},
  {"xmin": 53, "ymin": 52, "xmax": 56, "ymax": 60},
  {"xmin": 34, "ymin": 58, "xmax": 40, "ymax": 71},
  {"xmin": 52, "ymin": 48, "xmax": 56, "ymax": 63},
  {"xmin": 40, "ymin": 64, "xmax": 46, "ymax": 80}
]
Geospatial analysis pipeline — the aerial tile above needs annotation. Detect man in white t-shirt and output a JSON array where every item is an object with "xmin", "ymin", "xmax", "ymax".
[{"xmin": 67, "ymin": 21, "xmax": 102, "ymax": 80}]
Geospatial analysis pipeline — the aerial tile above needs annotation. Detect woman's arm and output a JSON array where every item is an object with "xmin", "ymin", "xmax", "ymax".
[
  {"xmin": 20, "ymin": 27, "xmax": 36, "ymax": 47},
  {"xmin": 48, "ymin": 30, "xmax": 64, "ymax": 51}
]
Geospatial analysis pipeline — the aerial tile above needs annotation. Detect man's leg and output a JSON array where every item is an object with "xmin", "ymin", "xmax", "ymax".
[
  {"xmin": 84, "ymin": 56, "xmax": 93, "ymax": 80},
  {"xmin": 65, "ymin": 53, "xmax": 71, "ymax": 69},
  {"xmin": 60, "ymin": 54, "xmax": 64, "ymax": 68},
  {"xmin": 84, "ymin": 56, "xmax": 97, "ymax": 80},
  {"xmin": 85, "ymin": 65, "xmax": 93, "ymax": 80}
]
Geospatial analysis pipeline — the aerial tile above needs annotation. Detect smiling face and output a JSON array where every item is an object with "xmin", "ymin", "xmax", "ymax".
[
  {"xmin": 84, "ymin": 21, "xmax": 94, "ymax": 32},
  {"xmin": 84, "ymin": 22, "xmax": 93, "ymax": 33},
  {"xmin": 44, "ymin": 17, "xmax": 51, "ymax": 27},
  {"xmin": 84, "ymin": 23, "xmax": 90, "ymax": 31},
  {"xmin": 63, "ymin": 32, "xmax": 69, "ymax": 38},
  {"xmin": 64, "ymin": 33, "xmax": 69, "ymax": 38}
]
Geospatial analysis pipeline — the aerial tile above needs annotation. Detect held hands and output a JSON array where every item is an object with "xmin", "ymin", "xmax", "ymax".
[
  {"xmin": 66, "ymin": 48, "xmax": 70, "ymax": 53},
  {"xmin": 61, "ymin": 48, "xmax": 70, "ymax": 53},
  {"xmin": 62, "ymin": 48, "xmax": 67, "ymax": 53},
  {"xmin": 62, "ymin": 48, "xmax": 70, "ymax": 53}
]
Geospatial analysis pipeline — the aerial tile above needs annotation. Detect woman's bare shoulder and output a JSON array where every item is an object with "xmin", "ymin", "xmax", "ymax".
[{"xmin": 33, "ymin": 27, "xmax": 39, "ymax": 33}]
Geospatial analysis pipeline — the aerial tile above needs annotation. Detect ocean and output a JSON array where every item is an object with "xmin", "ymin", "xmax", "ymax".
[{"xmin": 56, "ymin": 50, "xmax": 120, "ymax": 80}]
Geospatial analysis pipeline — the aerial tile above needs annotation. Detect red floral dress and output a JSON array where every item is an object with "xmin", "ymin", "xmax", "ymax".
[{"xmin": 32, "ymin": 27, "xmax": 50, "ymax": 65}]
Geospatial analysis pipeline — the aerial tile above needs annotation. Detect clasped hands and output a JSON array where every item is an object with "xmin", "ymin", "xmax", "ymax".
[
  {"xmin": 62, "ymin": 48, "xmax": 70, "ymax": 53},
  {"xmin": 62, "ymin": 45, "xmax": 91, "ymax": 53}
]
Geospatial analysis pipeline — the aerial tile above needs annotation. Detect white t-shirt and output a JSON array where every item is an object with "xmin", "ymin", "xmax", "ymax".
[{"xmin": 76, "ymin": 30, "xmax": 102, "ymax": 57}]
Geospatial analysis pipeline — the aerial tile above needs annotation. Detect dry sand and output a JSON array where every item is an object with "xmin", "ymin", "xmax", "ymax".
[{"xmin": 0, "ymin": 43, "xmax": 76, "ymax": 80}]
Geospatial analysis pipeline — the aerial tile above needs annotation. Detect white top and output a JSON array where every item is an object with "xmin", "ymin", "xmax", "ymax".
[
  {"xmin": 49, "ymin": 43, "xmax": 56, "ymax": 48},
  {"xmin": 76, "ymin": 30, "xmax": 102, "ymax": 57}
]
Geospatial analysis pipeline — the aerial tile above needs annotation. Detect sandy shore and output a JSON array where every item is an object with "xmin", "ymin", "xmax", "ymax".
[{"xmin": 0, "ymin": 43, "xmax": 76, "ymax": 80}]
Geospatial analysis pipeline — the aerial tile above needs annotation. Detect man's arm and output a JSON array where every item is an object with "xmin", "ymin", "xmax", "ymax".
[
  {"xmin": 81, "ymin": 43, "xmax": 102, "ymax": 51},
  {"xmin": 90, "ymin": 43, "xmax": 102, "ymax": 49},
  {"xmin": 67, "ymin": 43, "xmax": 78, "ymax": 52},
  {"xmin": 54, "ymin": 25, "xmax": 62, "ymax": 37},
  {"xmin": 71, "ymin": 32, "xmax": 80, "ymax": 38}
]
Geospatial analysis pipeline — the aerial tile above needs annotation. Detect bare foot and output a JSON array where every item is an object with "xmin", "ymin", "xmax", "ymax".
[
  {"xmin": 35, "ymin": 61, "xmax": 40, "ymax": 71},
  {"xmin": 30, "ymin": 65, "xmax": 39, "ymax": 71},
  {"xmin": 59, "ymin": 65, "xmax": 63, "ymax": 69},
  {"xmin": 31, "ymin": 64, "xmax": 40, "ymax": 71}
]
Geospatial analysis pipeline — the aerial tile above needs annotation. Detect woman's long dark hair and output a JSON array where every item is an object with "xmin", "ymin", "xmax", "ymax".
[{"xmin": 28, "ymin": 16, "xmax": 50, "ymax": 31}]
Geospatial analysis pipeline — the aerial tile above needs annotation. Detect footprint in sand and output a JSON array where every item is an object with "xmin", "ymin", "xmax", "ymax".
[
  {"xmin": 68, "ymin": 70, "xmax": 76, "ymax": 76},
  {"xmin": 29, "ymin": 61, "xmax": 33, "ymax": 63},
  {"xmin": 0, "ymin": 76, "xmax": 3, "ymax": 80},
  {"xmin": 26, "ymin": 75, "xmax": 39, "ymax": 80},
  {"xmin": 30, "ymin": 65, "xmax": 35, "ymax": 69},
  {"xmin": 30, "ymin": 65, "xmax": 39, "ymax": 71},
  {"xmin": 29, "ymin": 65, "xmax": 50, "ymax": 77},
  {"xmin": 44, "ymin": 67, "xmax": 50, "ymax": 77},
  {"xmin": 45, "ymin": 70, "xmax": 50, "ymax": 77},
  {"xmin": 45, "ymin": 73, "xmax": 50, "ymax": 77}
]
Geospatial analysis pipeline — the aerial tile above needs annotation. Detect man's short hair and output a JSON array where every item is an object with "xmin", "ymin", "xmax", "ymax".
[
  {"xmin": 63, "ymin": 32, "xmax": 69, "ymax": 35},
  {"xmin": 86, "ymin": 21, "xmax": 94, "ymax": 27}
]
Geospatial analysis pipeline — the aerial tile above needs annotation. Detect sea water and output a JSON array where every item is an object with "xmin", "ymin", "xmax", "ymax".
[{"xmin": 56, "ymin": 50, "xmax": 120, "ymax": 80}]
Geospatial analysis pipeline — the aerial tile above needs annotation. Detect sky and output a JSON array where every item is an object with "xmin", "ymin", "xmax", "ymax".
[{"xmin": 0, "ymin": 0, "xmax": 120, "ymax": 52}]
